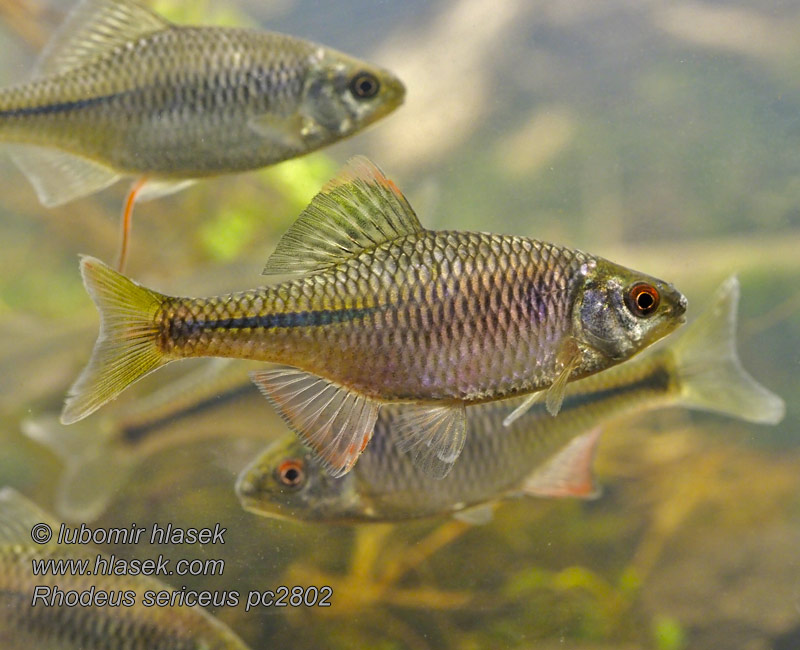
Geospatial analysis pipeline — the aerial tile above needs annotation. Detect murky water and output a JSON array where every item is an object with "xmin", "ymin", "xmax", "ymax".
[{"xmin": 1, "ymin": 1, "xmax": 798, "ymax": 648}]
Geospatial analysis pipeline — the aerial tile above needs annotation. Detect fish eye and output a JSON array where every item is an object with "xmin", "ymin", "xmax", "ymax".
[
  {"xmin": 625, "ymin": 283, "xmax": 660, "ymax": 317},
  {"xmin": 349, "ymin": 72, "xmax": 380, "ymax": 99},
  {"xmin": 276, "ymin": 459, "xmax": 306, "ymax": 489}
]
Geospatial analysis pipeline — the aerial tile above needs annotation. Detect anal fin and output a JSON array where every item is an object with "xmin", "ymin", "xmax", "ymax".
[
  {"xmin": 250, "ymin": 366, "xmax": 379, "ymax": 478},
  {"xmin": 519, "ymin": 427, "xmax": 603, "ymax": 499},
  {"xmin": 8, "ymin": 145, "xmax": 120, "ymax": 207},
  {"xmin": 136, "ymin": 178, "xmax": 196, "ymax": 202},
  {"xmin": 453, "ymin": 503, "xmax": 495, "ymax": 525},
  {"xmin": 394, "ymin": 402, "xmax": 467, "ymax": 479}
]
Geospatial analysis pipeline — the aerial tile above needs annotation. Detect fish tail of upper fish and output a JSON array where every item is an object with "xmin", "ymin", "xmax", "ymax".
[
  {"xmin": 671, "ymin": 275, "xmax": 785, "ymax": 424},
  {"xmin": 60, "ymin": 255, "xmax": 171, "ymax": 425}
]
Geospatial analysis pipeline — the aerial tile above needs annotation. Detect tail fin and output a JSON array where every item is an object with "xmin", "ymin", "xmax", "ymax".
[
  {"xmin": 21, "ymin": 415, "xmax": 130, "ymax": 521},
  {"xmin": 672, "ymin": 276, "xmax": 785, "ymax": 424},
  {"xmin": 61, "ymin": 256, "xmax": 168, "ymax": 424}
]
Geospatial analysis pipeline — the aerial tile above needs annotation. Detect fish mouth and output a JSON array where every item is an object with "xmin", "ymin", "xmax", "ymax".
[
  {"xmin": 239, "ymin": 499, "xmax": 296, "ymax": 522},
  {"xmin": 369, "ymin": 74, "xmax": 406, "ymax": 120}
]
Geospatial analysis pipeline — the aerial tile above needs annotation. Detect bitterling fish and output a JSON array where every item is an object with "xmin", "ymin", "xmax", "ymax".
[
  {"xmin": 0, "ymin": 0, "xmax": 405, "ymax": 268},
  {"xmin": 0, "ymin": 488, "xmax": 249, "ymax": 650},
  {"xmin": 61, "ymin": 157, "xmax": 687, "ymax": 477},
  {"xmin": 235, "ymin": 277, "xmax": 784, "ymax": 523}
]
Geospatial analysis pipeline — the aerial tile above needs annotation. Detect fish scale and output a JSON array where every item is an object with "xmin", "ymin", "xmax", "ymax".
[{"xmin": 158, "ymin": 232, "xmax": 588, "ymax": 401}]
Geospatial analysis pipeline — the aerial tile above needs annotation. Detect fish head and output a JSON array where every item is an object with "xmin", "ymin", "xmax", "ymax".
[
  {"xmin": 573, "ymin": 258, "xmax": 688, "ymax": 362},
  {"xmin": 300, "ymin": 48, "xmax": 405, "ymax": 141},
  {"xmin": 235, "ymin": 434, "xmax": 359, "ymax": 522}
]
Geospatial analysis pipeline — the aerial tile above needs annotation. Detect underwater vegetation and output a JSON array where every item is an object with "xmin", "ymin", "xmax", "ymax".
[{"xmin": 0, "ymin": 0, "xmax": 798, "ymax": 649}]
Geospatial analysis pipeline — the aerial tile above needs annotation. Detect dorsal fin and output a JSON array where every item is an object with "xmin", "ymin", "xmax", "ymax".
[
  {"xmin": 519, "ymin": 427, "xmax": 603, "ymax": 499},
  {"xmin": 263, "ymin": 156, "xmax": 423, "ymax": 276},
  {"xmin": 36, "ymin": 0, "xmax": 170, "ymax": 77}
]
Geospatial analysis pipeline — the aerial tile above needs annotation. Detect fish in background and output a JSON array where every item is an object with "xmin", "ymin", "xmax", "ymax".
[
  {"xmin": 0, "ymin": 0, "xmax": 405, "ymax": 268},
  {"xmin": 24, "ymin": 359, "xmax": 271, "ymax": 523},
  {"xmin": 235, "ymin": 277, "xmax": 784, "ymax": 523},
  {"xmin": 0, "ymin": 488, "xmax": 250, "ymax": 649},
  {"xmin": 60, "ymin": 156, "xmax": 687, "ymax": 478}
]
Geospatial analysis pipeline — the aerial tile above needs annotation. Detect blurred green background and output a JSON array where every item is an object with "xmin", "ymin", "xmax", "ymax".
[{"xmin": 0, "ymin": 0, "xmax": 799, "ymax": 648}]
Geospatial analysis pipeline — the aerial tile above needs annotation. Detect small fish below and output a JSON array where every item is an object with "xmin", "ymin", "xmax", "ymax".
[
  {"xmin": 0, "ymin": 487, "xmax": 250, "ymax": 649},
  {"xmin": 235, "ymin": 277, "xmax": 784, "ymax": 524},
  {"xmin": 0, "ymin": 0, "xmax": 405, "ymax": 269},
  {"xmin": 61, "ymin": 156, "xmax": 687, "ymax": 478}
]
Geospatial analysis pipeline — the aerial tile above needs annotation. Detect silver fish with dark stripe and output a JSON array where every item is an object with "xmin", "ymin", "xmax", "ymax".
[
  {"xmin": 235, "ymin": 278, "xmax": 784, "ymax": 523},
  {"xmin": 0, "ymin": 0, "xmax": 404, "ymax": 208}
]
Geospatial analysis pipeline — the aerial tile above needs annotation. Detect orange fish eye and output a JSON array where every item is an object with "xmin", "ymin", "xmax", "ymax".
[
  {"xmin": 276, "ymin": 459, "xmax": 306, "ymax": 488},
  {"xmin": 626, "ymin": 283, "xmax": 660, "ymax": 317}
]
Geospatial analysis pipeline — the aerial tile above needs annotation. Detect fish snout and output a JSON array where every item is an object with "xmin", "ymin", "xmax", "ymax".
[{"xmin": 235, "ymin": 472, "xmax": 258, "ymax": 500}]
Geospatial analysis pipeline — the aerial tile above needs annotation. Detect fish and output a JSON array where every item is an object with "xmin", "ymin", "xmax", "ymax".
[
  {"xmin": 0, "ymin": 487, "xmax": 250, "ymax": 649},
  {"xmin": 23, "ymin": 359, "xmax": 271, "ymax": 523},
  {"xmin": 0, "ymin": 0, "xmax": 405, "ymax": 268},
  {"xmin": 235, "ymin": 277, "xmax": 784, "ymax": 523},
  {"xmin": 61, "ymin": 156, "xmax": 687, "ymax": 477}
]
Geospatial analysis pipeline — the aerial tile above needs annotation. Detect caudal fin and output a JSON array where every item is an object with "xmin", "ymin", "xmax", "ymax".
[
  {"xmin": 61, "ymin": 256, "xmax": 168, "ymax": 424},
  {"xmin": 673, "ymin": 276, "xmax": 785, "ymax": 424},
  {"xmin": 22, "ymin": 415, "xmax": 130, "ymax": 521}
]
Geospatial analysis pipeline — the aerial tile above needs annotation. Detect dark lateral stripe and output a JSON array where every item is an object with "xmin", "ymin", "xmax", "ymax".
[
  {"xmin": 122, "ymin": 382, "xmax": 254, "ymax": 445},
  {"xmin": 194, "ymin": 306, "xmax": 380, "ymax": 332},
  {"xmin": 560, "ymin": 365, "xmax": 672, "ymax": 412},
  {"xmin": 0, "ymin": 93, "xmax": 116, "ymax": 118}
]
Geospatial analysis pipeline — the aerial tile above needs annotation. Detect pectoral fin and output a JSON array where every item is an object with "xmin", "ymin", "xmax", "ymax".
[
  {"xmin": 502, "ymin": 390, "xmax": 543, "ymax": 427},
  {"xmin": 248, "ymin": 114, "xmax": 306, "ymax": 150},
  {"xmin": 394, "ymin": 403, "xmax": 467, "ymax": 479},
  {"xmin": 250, "ymin": 366, "xmax": 379, "ymax": 477},
  {"xmin": 545, "ymin": 338, "xmax": 582, "ymax": 416},
  {"xmin": 519, "ymin": 427, "xmax": 602, "ymax": 499},
  {"xmin": 8, "ymin": 145, "xmax": 120, "ymax": 207}
]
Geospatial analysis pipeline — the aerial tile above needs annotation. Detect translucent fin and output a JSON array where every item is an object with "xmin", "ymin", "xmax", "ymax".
[
  {"xmin": 250, "ymin": 366, "xmax": 379, "ymax": 477},
  {"xmin": 263, "ymin": 156, "xmax": 423, "ymax": 276},
  {"xmin": 394, "ymin": 403, "xmax": 467, "ymax": 479},
  {"xmin": 8, "ymin": 145, "xmax": 120, "ymax": 207},
  {"xmin": 136, "ymin": 178, "xmax": 196, "ymax": 202},
  {"xmin": 545, "ymin": 338, "xmax": 581, "ymax": 416},
  {"xmin": 61, "ymin": 256, "xmax": 168, "ymax": 425},
  {"xmin": 21, "ymin": 415, "xmax": 123, "ymax": 522},
  {"xmin": 0, "ymin": 487, "xmax": 58, "ymax": 549},
  {"xmin": 502, "ymin": 390, "xmax": 542, "ymax": 427},
  {"xmin": 248, "ymin": 113, "xmax": 306, "ymax": 149},
  {"xmin": 453, "ymin": 503, "xmax": 495, "ymax": 525},
  {"xmin": 22, "ymin": 413, "xmax": 114, "ymax": 462},
  {"xmin": 519, "ymin": 427, "xmax": 602, "ymax": 499},
  {"xmin": 35, "ymin": 0, "xmax": 169, "ymax": 77},
  {"xmin": 673, "ymin": 276, "xmax": 785, "ymax": 424},
  {"xmin": 56, "ymin": 452, "xmax": 130, "ymax": 522}
]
